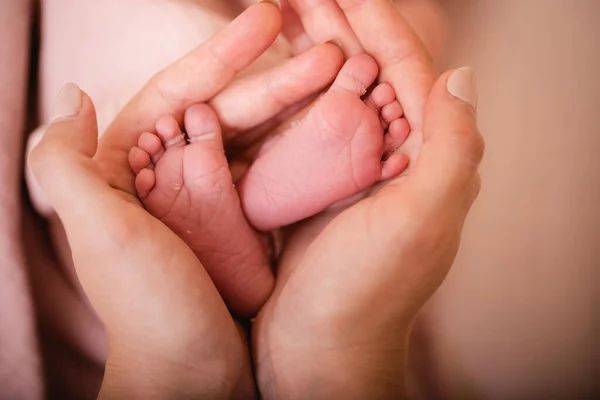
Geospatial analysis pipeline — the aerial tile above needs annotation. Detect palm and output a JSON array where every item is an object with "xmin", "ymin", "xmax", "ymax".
[
  {"xmin": 112, "ymin": 201, "xmax": 256, "ymax": 396},
  {"xmin": 91, "ymin": 194, "xmax": 243, "ymax": 359},
  {"xmin": 250, "ymin": 162, "xmax": 471, "ymax": 400}
]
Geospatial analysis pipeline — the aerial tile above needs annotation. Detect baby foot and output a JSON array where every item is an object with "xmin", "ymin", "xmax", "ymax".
[
  {"xmin": 128, "ymin": 104, "xmax": 273, "ymax": 316},
  {"xmin": 239, "ymin": 53, "xmax": 410, "ymax": 231}
]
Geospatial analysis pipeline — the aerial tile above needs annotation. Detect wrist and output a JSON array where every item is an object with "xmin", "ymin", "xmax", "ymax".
[
  {"xmin": 256, "ymin": 325, "xmax": 410, "ymax": 400},
  {"xmin": 99, "ymin": 341, "xmax": 247, "ymax": 399}
]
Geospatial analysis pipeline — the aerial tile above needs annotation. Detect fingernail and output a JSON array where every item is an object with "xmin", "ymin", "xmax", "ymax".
[
  {"xmin": 51, "ymin": 83, "xmax": 82, "ymax": 122},
  {"xmin": 322, "ymin": 39, "xmax": 343, "ymax": 51},
  {"xmin": 259, "ymin": 0, "xmax": 280, "ymax": 10},
  {"xmin": 447, "ymin": 67, "xmax": 478, "ymax": 110}
]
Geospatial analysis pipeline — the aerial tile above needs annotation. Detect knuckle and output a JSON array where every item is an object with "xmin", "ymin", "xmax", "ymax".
[
  {"xmin": 154, "ymin": 72, "xmax": 188, "ymax": 110},
  {"xmin": 265, "ymin": 78, "xmax": 290, "ymax": 109},
  {"xmin": 154, "ymin": 47, "xmax": 227, "ymax": 110},
  {"xmin": 206, "ymin": 42, "xmax": 235, "ymax": 73},
  {"xmin": 448, "ymin": 126, "xmax": 485, "ymax": 167},
  {"xmin": 154, "ymin": 54, "xmax": 205, "ymax": 109},
  {"xmin": 468, "ymin": 131, "xmax": 486, "ymax": 165}
]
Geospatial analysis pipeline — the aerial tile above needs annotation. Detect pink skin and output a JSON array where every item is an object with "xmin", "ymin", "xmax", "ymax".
[
  {"xmin": 128, "ymin": 54, "xmax": 410, "ymax": 315},
  {"xmin": 239, "ymin": 53, "xmax": 410, "ymax": 231},
  {"xmin": 128, "ymin": 104, "xmax": 273, "ymax": 317}
]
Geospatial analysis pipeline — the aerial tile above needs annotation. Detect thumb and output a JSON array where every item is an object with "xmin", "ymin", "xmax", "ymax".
[
  {"xmin": 28, "ymin": 83, "xmax": 110, "ymax": 222},
  {"xmin": 402, "ymin": 67, "xmax": 484, "ymax": 215}
]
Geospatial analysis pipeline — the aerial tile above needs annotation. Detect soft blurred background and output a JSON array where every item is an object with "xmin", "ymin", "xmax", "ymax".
[
  {"xmin": 423, "ymin": 0, "xmax": 599, "ymax": 398},
  {"xmin": 0, "ymin": 0, "xmax": 598, "ymax": 399}
]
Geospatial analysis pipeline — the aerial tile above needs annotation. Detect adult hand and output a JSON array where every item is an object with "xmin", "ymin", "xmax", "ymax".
[
  {"xmin": 254, "ymin": 67, "xmax": 482, "ymax": 400},
  {"xmin": 26, "ymin": 3, "xmax": 344, "ymax": 397},
  {"xmin": 278, "ymin": 0, "xmax": 446, "ymax": 64},
  {"xmin": 251, "ymin": 2, "xmax": 483, "ymax": 398},
  {"xmin": 27, "ymin": 3, "xmax": 481, "ymax": 400},
  {"xmin": 29, "ymin": 85, "xmax": 255, "ymax": 399}
]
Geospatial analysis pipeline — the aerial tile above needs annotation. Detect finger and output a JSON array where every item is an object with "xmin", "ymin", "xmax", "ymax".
[
  {"xmin": 249, "ymin": 0, "xmax": 311, "ymax": 54},
  {"xmin": 29, "ymin": 84, "xmax": 106, "ymax": 219},
  {"xmin": 25, "ymin": 124, "xmax": 55, "ymax": 217},
  {"xmin": 226, "ymin": 91, "xmax": 317, "ymax": 151},
  {"xmin": 212, "ymin": 42, "xmax": 344, "ymax": 142},
  {"xmin": 146, "ymin": 1, "xmax": 282, "ymax": 115},
  {"xmin": 28, "ymin": 84, "xmax": 136, "ymax": 234},
  {"xmin": 338, "ymin": 0, "xmax": 438, "ymax": 130},
  {"xmin": 288, "ymin": 0, "xmax": 363, "ymax": 56},
  {"xmin": 28, "ymin": 87, "xmax": 243, "ymax": 371},
  {"xmin": 390, "ymin": 0, "xmax": 448, "ymax": 66},
  {"xmin": 280, "ymin": 0, "xmax": 313, "ymax": 54},
  {"xmin": 96, "ymin": 1, "xmax": 283, "ymax": 194},
  {"xmin": 27, "ymin": 85, "xmax": 152, "ymax": 276},
  {"xmin": 386, "ymin": 68, "xmax": 484, "ymax": 213}
]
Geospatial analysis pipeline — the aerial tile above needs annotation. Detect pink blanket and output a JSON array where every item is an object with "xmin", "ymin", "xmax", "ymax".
[
  {"xmin": 0, "ymin": 2, "xmax": 44, "ymax": 398},
  {"xmin": 0, "ymin": 158, "xmax": 42, "ymax": 399},
  {"xmin": 1, "ymin": 2, "xmax": 106, "ymax": 393}
]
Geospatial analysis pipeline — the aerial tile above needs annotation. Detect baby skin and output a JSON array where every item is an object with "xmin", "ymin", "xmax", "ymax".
[{"xmin": 128, "ymin": 54, "xmax": 410, "ymax": 315}]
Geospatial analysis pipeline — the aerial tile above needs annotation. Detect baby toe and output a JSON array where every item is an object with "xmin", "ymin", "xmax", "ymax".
[
  {"xmin": 184, "ymin": 103, "xmax": 222, "ymax": 143},
  {"xmin": 135, "ymin": 168, "xmax": 156, "ymax": 200},
  {"xmin": 129, "ymin": 146, "xmax": 151, "ymax": 174},
  {"xmin": 381, "ymin": 100, "xmax": 404, "ymax": 124},
  {"xmin": 368, "ymin": 83, "xmax": 396, "ymax": 109},
  {"xmin": 138, "ymin": 131, "xmax": 164, "ymax": 154},
  {"xmin": 386, "ymin": 118, "xmax": 411, "ymax": 149},
  {"xmin": 155, "ymin": 115, "xmax": 186, "ymax": 148},
  {"xmin": 381, "ymin": 153, "xmax": 409, "ymax": 181},
  {"xmin": 330, "ymin": 53, "xmax": 379, "ymax": 97}
]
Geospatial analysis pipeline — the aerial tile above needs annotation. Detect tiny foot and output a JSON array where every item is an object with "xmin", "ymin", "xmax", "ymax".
[
  {"xmin": 128, "ymin": 104, "xmax": 273, "ymax": 316},
  {"xmin": 240, "ymin": 53, "xmax": 410, "ymax": 231}
]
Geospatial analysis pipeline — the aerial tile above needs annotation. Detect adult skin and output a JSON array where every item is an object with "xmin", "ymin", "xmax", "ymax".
[
  {"xmin": 31, "ymin": 70, "xmax": 482, "ymax": 399},
  {"xmin": 95, "ymin": 0, "xmax": 439, "ymax": 195},
  {"xmin": 284, "ymin": 0, "xmax": 440, "ymax": 161},
  {"xmin": 31, "ymin": 1, "xmax": 483, "ymax": 399},
  {"xmin": 252, "ymin": 3, "xmax": 481, "ymax": 397},
  {"xmin": 31, "ymin": 86, "xmax": 255, "ymax": 399}
]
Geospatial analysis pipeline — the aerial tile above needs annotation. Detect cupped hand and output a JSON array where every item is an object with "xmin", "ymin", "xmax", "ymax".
[
  {"xmin": 27, "ymin": 2, "xmax": 483, "ymax": 399},
  {"xmin": 250, "ymin": 2, "xmax": 483, "ymax": 399},
  {"xmin": 253, "ymin": 67, "xmax": 483, "ymax": 400},
  {"xmin": 30, "ymin": 86, "xmax": 255, "ymax": 399},
  {"xmin": 27, "ymin": 3, "xmax": 344, "ymax": 397}
]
